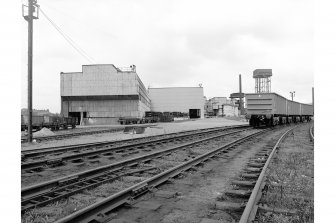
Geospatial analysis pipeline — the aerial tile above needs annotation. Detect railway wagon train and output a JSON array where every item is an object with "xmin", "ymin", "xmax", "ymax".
[
  {"xmin": 21, "ymin": 115, "xmax": 77, "ymax": 131},
  {"xmin": 245, "ymin": 93, "xmax": 313, "ymax": 127}
]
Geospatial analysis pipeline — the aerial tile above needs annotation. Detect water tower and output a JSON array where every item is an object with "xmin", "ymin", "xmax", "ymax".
[{"xmin": 253, "ymin": 69, "xmax": 272, "ymax": 93}]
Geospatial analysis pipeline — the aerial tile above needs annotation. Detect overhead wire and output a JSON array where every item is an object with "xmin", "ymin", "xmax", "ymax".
[
  {"xmin": 39, "ymin": 7, "xmax": 97, "ymax": 64},
  {"xmin": 38, "ymin": 6, "xmax": 133, "ymax": 75}
]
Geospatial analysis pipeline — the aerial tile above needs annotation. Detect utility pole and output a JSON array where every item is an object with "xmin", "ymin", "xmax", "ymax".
[
  {"xmin": 23, "ymin": 0, "xmax": 39, "ymax": 142},
  {"xmin": 239, "ymin": 74, "xmax": 243, "ymax": 115},
  {"xmin": 290, "ymin": 91, "xmax": 295, "ymax": 101},
  {"xmin": 312, "ymin": 87, "xmax": 314, "ymax": 115}
]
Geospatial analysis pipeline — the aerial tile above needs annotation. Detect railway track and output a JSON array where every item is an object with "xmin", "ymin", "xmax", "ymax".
[
  {"xmin": 21, "ymin": 126, "xmax": 255, "ymax": 214},
  {"xmin": 28, "ymin": 128, "xmax": 268, "ymax": 223},
  {"xmin": 21, "ymin": 126, "xmax": 125, "ymax": 143},
  {"xmin": 198, "ymin": 123, "xmax": 312, "ymax": 223},
  {"xmin": 237, "ymin": 126, "xmax": 297, "ymax": 222},
  {"xmin": 21, "ymin": 125, "xmax": 249, "ymax": 172},
  {"xmin": 21, "ymin": 125, "xmax": 247, "ymax": 156}
]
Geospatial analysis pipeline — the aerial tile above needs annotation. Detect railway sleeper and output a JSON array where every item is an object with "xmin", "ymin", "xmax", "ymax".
[
  {"xmin": 58, "ymin": 176, "xmax": 79, "ymax": 186},
  {"xmin": 71, "ymin": 158, "xmax": 84, "ymax": 163},
  {"xmin": 195, "ymin": 162, "xmax": 205, "ymax": 167},
  {"xmin": 215, "ymin": 201, "xmax": 246, "ymax": 212},
  {"xmin": 185, "ymin": 166, "xmax": 198, "ymax": 172},
  {"xmin": 102, "ymin": 152, "xmax": 114, "ymax": 157},
  {"xmin": 249, "ymin": 158, "xmax": 266, "ymax": 163},
  {"xmin": 23, "ymin": 175, "xmax": 124, "ymax": 211},
  {"xmin": 244, "ymin": 167, "xmax": 262, "ymax": 173},
  {"xmin": 87, "ymin": 155, "xmax": 100, "ymax": 160},
  {"xmin": 240, "ymin": 173, "xmax": 260, "ymax": 180},
  {"xmin": 49, "ymin": 152, "xmax": 64, "ymax": 157},
  {"xmin": 46, "ymin": 158, "xmax": 64, "ymax": 167},
  {"xmin": 231, "ymin": 180, "xmax": 256, "ymax": 188},
  {"xmin": 256, "ymin": 152, "xmax": 270, "ymax": 156},
  {"xmin": 23, "ymin": 166, "xmax": 44, "ymax": 173},
  {"xmin": 261, "ymin": 147, "xmax": 272, "ymax": 152},
  {"xmin": 120, "ymin": 152, "xmax": 132, "ymax": 157},
  {"xmin": 30, "ymin": 155, "xmax": 44, "ymax": 160},
  {"xmin": 253, "ymin": 156, "xmax": 268, "ymax": 162},
  {"xmin": 224, "ymin": 190, "xmax": 252, "ymax": 199},
  {"xmin": 247, "ymin": 162, "xmax": 264, "ymax": 168}
]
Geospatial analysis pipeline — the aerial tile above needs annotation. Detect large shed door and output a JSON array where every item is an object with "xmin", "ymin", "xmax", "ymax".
[{"xmin": 189, "ymin": 109, "xmax": 200, "ymax": 118}]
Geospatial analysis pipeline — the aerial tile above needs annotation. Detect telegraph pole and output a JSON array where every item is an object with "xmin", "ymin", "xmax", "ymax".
[
  {"xmin": 23, "ymin": 0, "xmax": 39, "ymax": 142},
  {"xmin": 239, "ymin": 74, "xmax": 243, "ymax": 115},
  {"xmin": 312, "ymin": 87, "xmax": 314, "ymax": 115}
]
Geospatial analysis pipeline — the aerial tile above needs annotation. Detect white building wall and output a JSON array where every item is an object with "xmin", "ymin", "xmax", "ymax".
[
  {"xmin": 148, "ymin": 87, "xmax": 204, "ymax": 118},
  {"xmin": 66, "ymin": 100, "xmax": 138, "ymax": 117},
  {"xmin": 61, "ymin": 65, "xmax": 139, "ymax": 96},
  {"xmin": 60, "ymin": 64, "xmax": 151, "ymax": 121},
  {"xmin": 223, "ymin": 105, "xmax": 239, "ymax": 117}
]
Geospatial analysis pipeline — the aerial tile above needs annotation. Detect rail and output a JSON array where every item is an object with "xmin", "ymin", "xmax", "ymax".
[
  {"xmin": 239, "ymin": 125, "xmax": 298, "ymax": 223},
  {"xmin": 21, "ymin": 127, "xmax": 251, "ymax": 211},
  {"xmin": 54, "ymin": 129, "xmax": 268, "ymax": 223},
  {"xmin": 21, "ymin": 125, "xmax": 248, "ymax": 158},
  {"xmin": 21, "ymin": 126, "xmax": 250, "ymax": 170}
]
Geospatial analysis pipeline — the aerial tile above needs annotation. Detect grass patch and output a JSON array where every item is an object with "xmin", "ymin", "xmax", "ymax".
[{"xmin": 258, "ymin": 125, "xmax": 314, "ymax": 223}]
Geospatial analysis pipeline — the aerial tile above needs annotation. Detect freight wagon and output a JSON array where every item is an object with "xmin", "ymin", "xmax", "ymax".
[
  {"xmin": 21, "ymin": 115, "xmax": 77, "ymax": 131},
  {"xmin": 245, "ymin": 93, "xmax": 313, "ymax": 127}
]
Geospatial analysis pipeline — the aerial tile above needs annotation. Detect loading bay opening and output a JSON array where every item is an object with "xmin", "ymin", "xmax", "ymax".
[{"xmin": 189, "ymin": 109, "xmax": 200, "ymax": 119}]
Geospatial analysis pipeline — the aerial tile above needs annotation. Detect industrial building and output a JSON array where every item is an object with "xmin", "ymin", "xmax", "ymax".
[
  {"xmin": 148, "ymin": 87, "xmax": 205, "ymax": 119},
  {"xmin": 205, "ymin": 97, "xmax": 239, "ymax": 117},
  {"xmin": 60, "ymin": 64, "xmax": 150, "ymax": 125}
]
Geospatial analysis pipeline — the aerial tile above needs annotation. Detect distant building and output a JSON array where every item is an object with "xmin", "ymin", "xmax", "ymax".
[
  {"xmin": 21, "ymin": 108, "xmax": 54, "ymax": 116},
  {"xmin": 60, "ymin": 64, "xmax": 150, "ymax": 125},
  {"xmin": 205, "ymin": 97, "xmax": 238, "ymax": 117},
  {"xmin": 148, "ymin": 87, "xmax": 205, "ymax": 118}
]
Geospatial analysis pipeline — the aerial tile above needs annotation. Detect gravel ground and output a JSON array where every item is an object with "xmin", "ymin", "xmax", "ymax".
[
  {"xmin": 103, "ymin": 127, "xmax": 286, "ymax": 223},
  {"xmin": 258, "ymin": 123, "xmax": 314, "ymax": 222},
  {"xmin": 21, "ymin": 118, "xmax": 247, "ymax": 151},
  {"xmin": 21, "ymin": 126, "xmax": 251, "ymax": 187},
  {"xmin": 21, "ymin": 126, "xmax": 252, "ymax": 222}
]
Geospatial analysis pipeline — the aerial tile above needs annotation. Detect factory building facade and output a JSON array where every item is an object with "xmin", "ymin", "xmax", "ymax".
[
  {"xmin": 148, "ymin": 87, "xmax": 204, "ymax": 118},
  {"xmin": 60, "ymin": 64, "xmax": 150, "ymax": 125},
  {"xmin": 205, "ymin": 97, "xmax": 239, "ymax": 117}
]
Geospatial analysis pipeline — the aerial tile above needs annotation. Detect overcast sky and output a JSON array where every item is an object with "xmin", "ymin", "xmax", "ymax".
[{"xmin": 21, "ymin": 0, "xmax": 314, "ymax": 113}]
